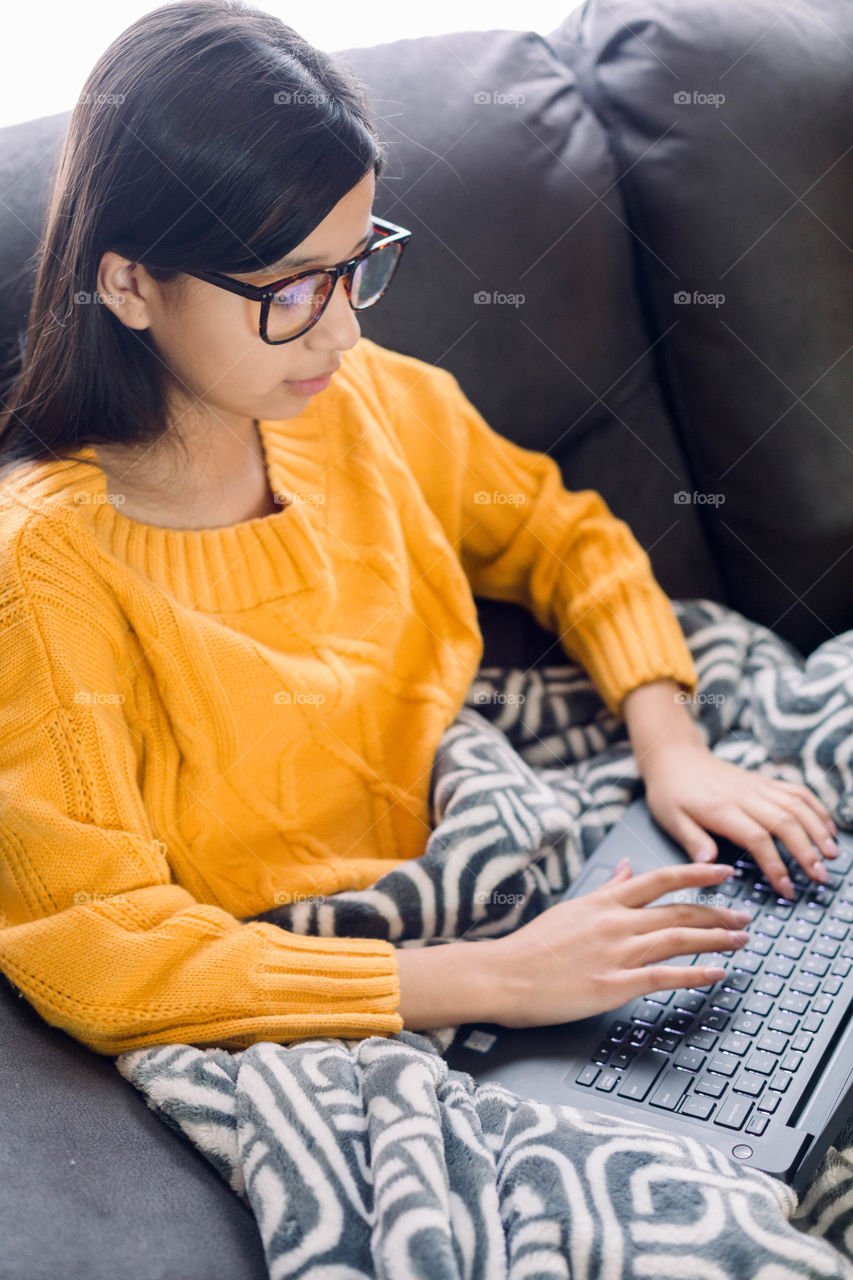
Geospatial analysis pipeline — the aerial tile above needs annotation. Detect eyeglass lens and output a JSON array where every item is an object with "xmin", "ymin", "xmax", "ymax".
[{"xmin": 266, "ymin": 242, "xmax": 401, "ymax": 341}]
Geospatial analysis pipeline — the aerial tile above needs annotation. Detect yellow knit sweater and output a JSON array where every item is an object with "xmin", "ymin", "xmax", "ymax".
[{"xmin": 0, "ymin": 336, "xmax": 698, "ymax": 1055}]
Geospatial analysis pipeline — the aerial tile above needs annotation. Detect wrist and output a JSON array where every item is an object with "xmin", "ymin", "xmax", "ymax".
[
  {"xmin": 395, "ymin": 937, "xmax": 511, "ymax": 1029},
  {"xmin": 622, "ymin": 679, "xmax": 706, "ymax": 774}
]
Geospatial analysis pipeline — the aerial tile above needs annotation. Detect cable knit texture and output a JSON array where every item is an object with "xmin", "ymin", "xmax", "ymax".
[{"xmin": 0, "ymin": 336, "xmax": 697, "ymax": 1055}]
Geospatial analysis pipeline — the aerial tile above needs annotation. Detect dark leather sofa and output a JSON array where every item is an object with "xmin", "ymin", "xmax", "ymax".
[{"xmin": 1, "ymin": 1, "xmax": 852, "ymax": 1275}]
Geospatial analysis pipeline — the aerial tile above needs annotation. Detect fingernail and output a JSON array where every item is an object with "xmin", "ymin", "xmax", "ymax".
[
  {"xmin": 695, "ymin": 847, "xmax": 716, "ymax": 862},
  {"xmin": 731, "ymin": 909, "xmax": 753, "ymax": 923},
  {"xmin": 823, "ymin": 839, "xmax": 839, "ymax": 857},
  {"xmin": 780, "ymin": 876, "xmax": 794, "ymax": 899},
  {"xmin": 611, "ymin": 857, "xmax": 630, "ymax": 876},
  {"xmin": 828, "ymin": 819, "xmax": 839, "ymax": 836},
  {"xmin": 812, "ymin": 861, "xmax": 829, "ymax": 884},
  {"xmin": 730, "ymin": 930, "xmax": 749, "ymax": 944}
]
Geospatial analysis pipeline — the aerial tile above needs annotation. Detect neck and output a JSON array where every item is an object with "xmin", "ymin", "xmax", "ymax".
[{"xmin": 94, "ymin": 416, "xmax": 279, "ymax": 529}]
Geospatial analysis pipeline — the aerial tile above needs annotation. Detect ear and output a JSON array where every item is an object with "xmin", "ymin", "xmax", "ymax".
[{"xmin": 95, "ymin": 251, "xmax": 153, "ymax": 332}]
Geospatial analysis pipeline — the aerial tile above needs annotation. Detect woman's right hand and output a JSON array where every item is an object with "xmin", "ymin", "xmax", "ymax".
[{"xmin": 486, "ymin": 859, "xmax": 752, "ymax": 1029}]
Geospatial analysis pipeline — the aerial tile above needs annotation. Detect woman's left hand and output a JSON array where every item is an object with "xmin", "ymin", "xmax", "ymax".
[{"xmin": 642, "ymin": 741, "xmax": 840, "ymax": 900}]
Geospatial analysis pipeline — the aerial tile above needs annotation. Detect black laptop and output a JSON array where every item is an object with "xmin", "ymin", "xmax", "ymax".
[{"xmin": 445, "ymin": 796, "xmax": 853, "ymax": 1192}]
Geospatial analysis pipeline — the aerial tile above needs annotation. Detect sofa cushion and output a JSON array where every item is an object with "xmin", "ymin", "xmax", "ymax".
[{"xmin": 548, "ymin": 0, "xmax": 853, "ymax": 657}]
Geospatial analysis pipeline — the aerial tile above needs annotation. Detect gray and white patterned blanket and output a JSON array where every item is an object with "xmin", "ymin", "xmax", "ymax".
[{"xmin": 116, "ymin": 598, "xmax": 853, "ymax": 1279}]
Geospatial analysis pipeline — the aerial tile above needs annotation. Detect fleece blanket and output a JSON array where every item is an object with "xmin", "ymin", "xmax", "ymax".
[{"xmin": 116, "ymin": 597, "xmax": 853, "ymax": 1279}]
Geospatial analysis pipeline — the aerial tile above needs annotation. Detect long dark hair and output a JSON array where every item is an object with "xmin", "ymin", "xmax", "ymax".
[{"xmin": 0, "ymin": 0, "xmax": 386, "ymax": 476}]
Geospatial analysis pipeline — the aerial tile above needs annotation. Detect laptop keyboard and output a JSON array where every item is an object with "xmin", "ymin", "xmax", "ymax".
[{"xmin": 573, "ymin": 841, "xmax": 853, "ymax": 1137}]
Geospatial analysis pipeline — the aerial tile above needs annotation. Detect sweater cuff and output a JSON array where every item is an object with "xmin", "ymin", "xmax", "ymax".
[
  {"xmin": 246, "ymin": 925, "xmax": 403, "ymax": 1039},
  {"xmin": 559, "ymin": 579, "xmax": 699, "ymax": 720}
]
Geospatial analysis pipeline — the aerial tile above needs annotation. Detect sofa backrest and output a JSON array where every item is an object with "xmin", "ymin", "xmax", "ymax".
[{"xmin": 549, "ymin": 0, "xmax": 853, "ymax": 660}]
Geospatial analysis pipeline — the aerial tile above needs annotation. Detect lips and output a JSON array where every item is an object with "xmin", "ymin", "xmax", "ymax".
[{"xmin": 288, "ymin": 365, "xmax": 340, "ymax": 381}]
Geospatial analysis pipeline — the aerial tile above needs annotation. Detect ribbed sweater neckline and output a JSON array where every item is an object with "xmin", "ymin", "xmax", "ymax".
[{"xmin": 11, "ymin": 408, "xmax": 338, "ymax": 614}]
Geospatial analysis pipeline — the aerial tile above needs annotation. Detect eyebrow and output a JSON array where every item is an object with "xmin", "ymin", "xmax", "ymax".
[{"xmin": 268, "ymin": 227, "xmax": 374, "ymax": 275}]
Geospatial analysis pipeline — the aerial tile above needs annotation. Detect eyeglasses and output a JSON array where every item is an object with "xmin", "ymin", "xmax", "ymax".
[{"xmin": 182, "ymin": 215, "xmax": 412, "ymax": 344}]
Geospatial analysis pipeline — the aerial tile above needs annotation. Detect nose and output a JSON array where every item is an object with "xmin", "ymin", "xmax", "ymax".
[{"xmin": 310, "ymin": 273, "xmax": 361, "ymax": 350}]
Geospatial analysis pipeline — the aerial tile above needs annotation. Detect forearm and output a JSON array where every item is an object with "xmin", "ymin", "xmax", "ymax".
[
  {"xmin": 395, "ymin": 938, "xmax": 507, "ymax": 1029},
  {"xmin": 621, "ymin": 678, "xmax": 706, "ymax": 774}
]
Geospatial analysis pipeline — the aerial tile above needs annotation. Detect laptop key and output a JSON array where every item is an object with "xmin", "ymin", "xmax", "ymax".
[
  {"xmin": 633, "ymin": 1001, "xmax": 663, "ymax": 1025},
  {"xmin": 780, "ymin": 991, "xmax": 809, "ymax": 1014},
  {"xmin": 755, "ymin": 974, "xmax": 785, "ymax": 997},
  {"xmin": 649, "ymin": 1067, "xmax": 692, "ymax": 1110},
  {"xmin": 617, "ymin": 1051, "xmax": 667, "ymax": 1101},
  {"xmin": 757, "ymin": 1030, "xmax": 788, "ymax": 1055},
  {"xmin": 701, "ymin": 1010, "xmax": 730, "ymax": 1032},
  {"xmin": 681, "ymin": 1096, "xmax": 715, "ymax": 1120},
  {"xmin": 745, "ymin": 1112, "xmax": 770, "ymax": 1136},
  {"xmin": 607, "ymin": 1021, "xmax": 632, "ymax": 1042},
  {"xmin": 648, "ymin": 1032, "xmax": 679, "ymax": 1053},
  {"xmin": 714, "ymin": 1096, "xmax": 753, "ymax": 1130},
  {"xmin": 610, "ymin": 1049, "xmax": 636, "ymax": 1070},
  {"xmin": 768, "ymin": 1011, "xmax": 798, "ymax": 1035},
  {"xmin": 707, "ymin": 1054, "xmax": 739, "ymax": 1077},
  {"xmin": 595, "ymin": 1070, "xmax": 620, "ymax": 1092},
  {"xmin": 744, "ymin": 993, "xmax": 774, "ymax": 1017},
  {"xmin": 575, "ymin": 1064, "xmax": 599, "ymax": 1086},
  {"xmin": 745, "ymin": 1050, "xmax": 777, "ymax": 1075},
  {"xmin": 685, "ymin": 1030, "xmax": 716, "ymax": 1052},
  {"xmin": 711, "ymin": 990, "xmax": 741, "ymax": 1012},
  {"xmin": 673, "ymin": 991, "xmax": 706, "ymax": 1013},
  {"xmin": 757, "ymin": 1092, "xmax": 780, "ymax": 1113},
  {"xmin": 732, "ymin": 1072, "xmax": 765, "ymax": 1097},
  {"xmin": 695, "ymin": 1075, "xmax": 727, "ymax": 1098},
  {"xmin": 673, "ymin": 1046, "xmax": 706, "ymax": 1072},
  {"xmin": 731, "ymin": 1013, "xmax": 762, "ymax": 1035}
]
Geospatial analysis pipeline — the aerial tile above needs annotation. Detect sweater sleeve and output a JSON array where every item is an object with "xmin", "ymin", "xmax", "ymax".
[
  {"xmin": 360, "ymin": 338, "xmax": 698, "ymax": 719},
  {"xmin": 0, "ymin": 521, "xmax": 402, "ymax": 1056}
]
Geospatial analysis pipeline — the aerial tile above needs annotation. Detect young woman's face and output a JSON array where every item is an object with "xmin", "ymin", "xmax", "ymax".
[{"xmin": 98, "ymin": 168, "xmax": 376, "ymax": 433}]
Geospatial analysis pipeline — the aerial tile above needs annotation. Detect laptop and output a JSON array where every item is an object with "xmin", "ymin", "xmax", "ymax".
[{"xmin": 445, "ymin": 795, "xmax": 853, "ymax": 1192}]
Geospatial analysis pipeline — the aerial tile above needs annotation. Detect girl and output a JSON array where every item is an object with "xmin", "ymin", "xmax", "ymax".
[{"xmin": 0, "ymin": 0, "xmax": 838, "ymax": 1054}]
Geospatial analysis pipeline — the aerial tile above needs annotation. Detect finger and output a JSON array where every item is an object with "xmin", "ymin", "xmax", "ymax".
[
  {"xmin": 612, "ymin": 861, "xmax": 735, "ymax": 909},
  {"xmin": 767, "ymin": 783, "xmax": 839, "ymax": 857},
  {"xmin": 634, "ymin": 897, "xmax": 753, "ymax": 934},
  {"xmin": 664, "ymin": 810, "xmax": 719, "ymax": 863},
  {"xmin": 704, "ymin": 809, "xmax": 792, "ymax": 898},
  {"xmin": 630, "ymin": 923, "xmax": 748, "ymax": 969},
  {"xmin": 773, "ymin": 778, "xmax": 838, "ymax": 836},
  {"xmin": 623, "ymin": 961, "xmax": 730, "ymax": 1004},
  {"xmin": 747, "ymin": 797, "xmax": 834, "ymax": 889}
]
